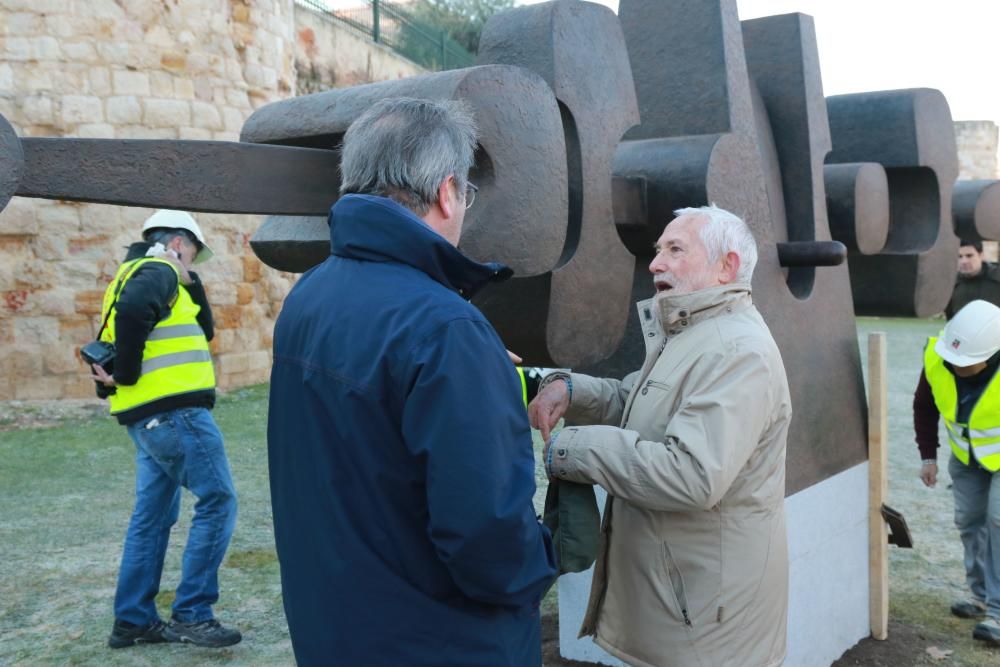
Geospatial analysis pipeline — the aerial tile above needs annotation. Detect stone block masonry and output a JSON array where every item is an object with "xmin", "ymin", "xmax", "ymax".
[{"xmin": 0, "ymin": 0, "xmax": 426, "ymax": 399}]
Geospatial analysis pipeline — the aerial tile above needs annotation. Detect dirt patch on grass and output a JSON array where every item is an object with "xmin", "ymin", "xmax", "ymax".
[{"xmin": 832, "ymin": 619, "xmax": 948, "ymax": 666}]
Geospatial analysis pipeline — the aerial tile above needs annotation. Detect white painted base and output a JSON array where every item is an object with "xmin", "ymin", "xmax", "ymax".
[{"xmin": 558, "ymin": 463, "xmax": 872, "ymax": 666}]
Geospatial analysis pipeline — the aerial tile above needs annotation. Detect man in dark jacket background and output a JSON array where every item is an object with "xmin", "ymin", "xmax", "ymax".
[
  {"xmin": 946, "ymin": 239, "xmax": 1000, "ymax": 319},
  {"xmin": 267, "ymin": 98, "xmax": 557, "ymax": 666}
]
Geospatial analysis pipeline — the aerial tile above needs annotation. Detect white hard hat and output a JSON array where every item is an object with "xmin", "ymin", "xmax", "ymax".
[
  {"xmin": 936, "ymin": 300, "xmax": 1000, "ymax": 367},
  {"xmin": 141, "ymin": 209, "xmax": 214, "ymax": 264}
]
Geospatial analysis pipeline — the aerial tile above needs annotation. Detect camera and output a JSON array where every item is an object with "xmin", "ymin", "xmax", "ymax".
[
  {"xmin": 80, "ymin": 340, "xmax": 116, "ymax": 372},
  {"xmin": 80, "ymin": 341, "xmax": 117, "ymax": 398}
]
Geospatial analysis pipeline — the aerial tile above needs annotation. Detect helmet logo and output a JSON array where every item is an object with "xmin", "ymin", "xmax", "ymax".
[{"xmin": 952, "ymin": 338, "xmax": 962, "ymax": 350}]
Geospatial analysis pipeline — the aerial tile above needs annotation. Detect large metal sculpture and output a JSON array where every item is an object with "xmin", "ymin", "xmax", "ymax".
[{"xmin": 1, "ymin": 0, "xmax": 999, "ymax": 501}]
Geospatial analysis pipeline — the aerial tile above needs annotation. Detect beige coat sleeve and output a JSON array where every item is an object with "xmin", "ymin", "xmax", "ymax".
[
  {"xmin": 563, "ymin": 371, "xmax": 641, "ymax": 427},
  {"xmin": 549, "ymin": 345, "xmax": 778, "ymax": 512}
]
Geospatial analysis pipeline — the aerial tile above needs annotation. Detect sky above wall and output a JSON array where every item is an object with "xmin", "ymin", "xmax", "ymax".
[{"xmin": 516, "ymin": 0, "xmax": 1000, "ymax": 124}]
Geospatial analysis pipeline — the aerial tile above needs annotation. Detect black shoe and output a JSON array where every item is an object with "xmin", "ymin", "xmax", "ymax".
[
  {"xmin": 952, "ymin": 597, "xmax": 988, "ymax": 619},
  {"xmin": 107, "ymin": 619, "xmax": 169, "ymax": 649},
  {"xmin": 163, "ymin": 618, "xmax": 242, "ymax": 648}
]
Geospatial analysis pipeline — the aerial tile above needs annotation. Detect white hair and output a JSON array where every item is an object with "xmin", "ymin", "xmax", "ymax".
[{"xmin": 674, "ymin": 204, "xmax": 758, "ymax": 283}]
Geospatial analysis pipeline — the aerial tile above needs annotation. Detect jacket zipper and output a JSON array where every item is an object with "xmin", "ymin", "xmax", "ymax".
[{"xmin": 663, "ymin": 542, "xmax": 693, "ymax": 627}]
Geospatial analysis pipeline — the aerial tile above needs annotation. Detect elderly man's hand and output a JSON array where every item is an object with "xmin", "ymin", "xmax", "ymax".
[{"xmin": 528, "ymin": 379, "xmax": 570, "ymax": 443}]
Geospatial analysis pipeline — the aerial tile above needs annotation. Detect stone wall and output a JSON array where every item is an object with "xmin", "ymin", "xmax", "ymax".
[
  {"xmin": 294, "ymin": 4, "xmax": 424, "ymax": 94},
  {"xmin": 955, "ymin": 120, "xmax": 1000, "ymax": 180},
  {"xmin": 0, "ymin": 0, "xmax": 424, "ymax": 401}
]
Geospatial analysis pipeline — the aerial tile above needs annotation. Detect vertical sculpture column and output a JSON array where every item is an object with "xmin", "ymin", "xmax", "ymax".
[
  {"xmin": 475, "ymin": 0, "xmax": 640, "ymax": 368},
  {"xmin": 607, "ymin": 0, "xmax": 866, "ymax": 493}
]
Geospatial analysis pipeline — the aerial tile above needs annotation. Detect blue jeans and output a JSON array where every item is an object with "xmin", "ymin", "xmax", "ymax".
[
  {"xmin": 113, "ymin": 407, "xmax": 237, "ymax": 625},
  {"xmin": 949, "ymin": 454, "xmax": 1000, "ymax": 617}
]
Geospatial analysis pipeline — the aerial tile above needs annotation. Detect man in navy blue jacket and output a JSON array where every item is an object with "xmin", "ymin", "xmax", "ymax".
[{"xmin": 267, "ymin": 97, "xmax": 557, "ymax": 666}]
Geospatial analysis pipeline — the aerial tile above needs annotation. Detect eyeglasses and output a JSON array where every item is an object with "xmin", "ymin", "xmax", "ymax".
[{"xmin": 464, "ymin": 182, "xmax": 478, "ymax": 210}]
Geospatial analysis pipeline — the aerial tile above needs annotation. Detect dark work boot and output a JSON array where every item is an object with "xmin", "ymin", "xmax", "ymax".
[
  {"xmin": 107, "ymin": 619, "xmax": 169, "ymax": 648},
  {"xmin": 952, "ymin": 597, "xmax": 988, "ymax": 619},
  {"xmin": 163, "ymin": 618, "xmax": 242, "ymax": 648}
]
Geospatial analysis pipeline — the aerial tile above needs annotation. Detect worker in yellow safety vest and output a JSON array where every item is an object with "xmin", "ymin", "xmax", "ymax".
[
  {"xmin": 89, "ymin": 210, "xmax": 242, "ymax": 650},
  {"xmin": 914, "ymin": 299, "xmax": 1000, "ymax": 646}
]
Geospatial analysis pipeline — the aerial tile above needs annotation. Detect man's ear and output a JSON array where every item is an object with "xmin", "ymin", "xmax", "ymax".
[
  {"xmin": 436, "ymin": 176, "xmax": 456, "ymax": 221},
  {"xmin": 719, "ymin": 251, "xmax": 741, "ymax": 284}
]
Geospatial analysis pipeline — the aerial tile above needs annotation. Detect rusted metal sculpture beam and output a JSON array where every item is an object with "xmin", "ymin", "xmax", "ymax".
[
  {"xmin": 953, "ymin": 179, "xmax": 1000, "ymax": 242},
  {"xmin": 15, "ymin": 139, "xmax": 341, "ymax": 215},
  {"xmin": 474, "ymin": 0, "xmax": 640, "ymax": 368},
  {"xmin": 0, "ymin": 115, "xmax": 23, "ymax": 213},
  {"xmin": 242, "ymin": 64, "xmax": 569, "ymax": 278},
  {"xmin": 827, "ymin": 89, "xmax": 959, "ymax": 317}
]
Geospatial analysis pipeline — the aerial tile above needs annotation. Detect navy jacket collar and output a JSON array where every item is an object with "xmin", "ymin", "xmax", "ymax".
[{"xmin": 330, "ymin": 194, "xmax": 511, "ymax": 298}]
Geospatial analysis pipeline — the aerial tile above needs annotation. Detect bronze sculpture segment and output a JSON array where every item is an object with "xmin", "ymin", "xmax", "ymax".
[
  {"xmin": 16, "ymin": 139, "xmax": 341, "ymax": 215},
  {"xmin": 595, "ymin": 1, "xmax": 866, "ymax": 495},
  {"xmin": 242, "ymin": 65, "xmax": 569, "ymax": 278},
  {"xmin": 824, "ymin": 162, "xmax": 890, "ymax": 255},
  {"xmin": 475, "ymin": 0, "xmax": 640, "ymax": 368},
  {"xmin": 0, "ymin": 115, "xmax": 24, "ymax": 214},
  {"xmin": 952, "ymin": 180, "xmax": 1000, "ymax": 242},
  {"xmin": 827, "ymin": 89, "xmax": 959, "ymax": 316}
]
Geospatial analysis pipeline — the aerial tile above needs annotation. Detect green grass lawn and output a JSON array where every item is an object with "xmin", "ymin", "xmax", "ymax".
[
  {"xmin": 1, "ymin": 318, "xmax": 998, "ymax": 665},
  {"xmin": 0, "ymin": 384, "xmax": 556, "ymax": 666}
]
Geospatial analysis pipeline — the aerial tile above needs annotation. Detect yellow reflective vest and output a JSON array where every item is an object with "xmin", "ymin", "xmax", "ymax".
[
  {"xmin": 516, "ymin": 366, "xmax": 528, "ymax": 408},
  {"xmin": 99, "ymin": 258, "xmax": 215, "ymax": 416},
  {"xmin": 924, "ymin": 337, "xmax": 1000, "ymax": 472}
]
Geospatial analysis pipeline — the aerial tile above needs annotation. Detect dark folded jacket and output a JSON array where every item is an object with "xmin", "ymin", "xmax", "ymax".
[{"xmin": 543, "ymin": 479, "xmax": 600, "ymax": 581}]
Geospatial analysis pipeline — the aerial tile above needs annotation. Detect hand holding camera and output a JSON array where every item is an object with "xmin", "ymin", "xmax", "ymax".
[{"xmin": 80, "ymin": 339, "xmax": 117, "ymax": 398}]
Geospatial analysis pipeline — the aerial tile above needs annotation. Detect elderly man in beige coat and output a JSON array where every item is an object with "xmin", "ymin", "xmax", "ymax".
[{"xmin": 530, "ymin": 205, "xmax": 791, "ymax": 667}]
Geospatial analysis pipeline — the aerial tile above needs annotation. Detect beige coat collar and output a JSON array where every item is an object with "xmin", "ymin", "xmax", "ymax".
[{"xmin": 635, "ymin": 283, "xmax": 753, "ymax": 357}]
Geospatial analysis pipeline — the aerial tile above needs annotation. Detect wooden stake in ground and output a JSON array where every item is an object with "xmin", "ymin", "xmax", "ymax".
[{"xmin": 868, "ymin": 332, "xmax": 889, "ymax": 640}]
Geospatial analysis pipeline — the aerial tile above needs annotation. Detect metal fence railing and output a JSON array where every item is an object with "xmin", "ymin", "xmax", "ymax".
[{"xmin": 296, "ymin": 0, "xmax": 475, "ymax": 72}]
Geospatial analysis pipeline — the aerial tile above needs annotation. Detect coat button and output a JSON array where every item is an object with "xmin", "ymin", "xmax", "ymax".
[
  {"xmin": 641, "ymin": 388, "xmax": 648, "ymax": 395},
  {"xmin": 647, "ymin": 331, "xmax": 655, "ymax": 337},
  {"xmin": 679, "ymin": 310, "xmax": 688, "ymax": 317},
  {"xmin": 557, "ymin": 448, "xmax": 566, "ymax": 457},
  {"xmin": 680, "ymin": 319, "xmax": 688, "ymax": 326}
]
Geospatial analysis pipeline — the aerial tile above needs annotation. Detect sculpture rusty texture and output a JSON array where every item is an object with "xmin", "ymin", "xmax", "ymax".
[
  {"xmin": 583, "ymin": 0, "xmax": 865, "ymax": 494},
  {"xmin": 827, "ymin": 89, "xmax": 960, "ymax": 317},
  {"xmin": 2, "ymin": 0, "xmax": 1000, "ymax": 492},
  {"xmin": 473, "ymin": 1, "xmax": 640, "ymax": 369},
  {"xmin": 241, "ymin": 65, "xmax": 569, "ymax": 276}
]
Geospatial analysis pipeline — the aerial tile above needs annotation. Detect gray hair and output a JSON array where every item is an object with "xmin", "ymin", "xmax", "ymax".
[
  {"xmin": 338, "ymin": 97, "xmax": 478, "ymax": 216},
  {"xmin": 674, "ymin": 204, "xmax": 758, "ymax": 283}
]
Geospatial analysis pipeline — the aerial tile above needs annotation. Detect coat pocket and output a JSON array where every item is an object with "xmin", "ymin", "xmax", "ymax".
[
  {"xmin": 660, "ymin": 541, "xmax": 693, "ymax": 628},
  {"xmin": 638, "ymin": 379, "xmax": 672, "ymax": 396}
]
